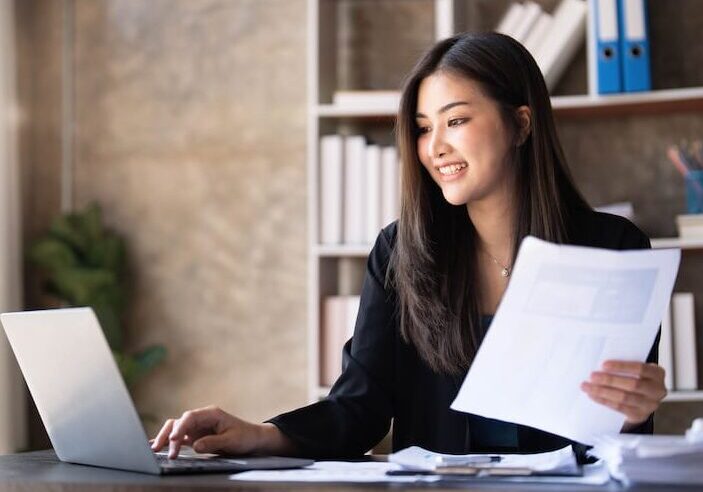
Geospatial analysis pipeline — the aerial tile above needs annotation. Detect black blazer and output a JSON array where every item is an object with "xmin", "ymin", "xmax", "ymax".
[{"xmin": 269, "ymin": 210, "xmax": 658, "ymax": 459}]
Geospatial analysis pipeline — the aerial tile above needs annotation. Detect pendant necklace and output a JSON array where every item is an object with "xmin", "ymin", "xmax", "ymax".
[{"xmin": 482, "ymin": 249, "xmax": 512, "ymax": 278}]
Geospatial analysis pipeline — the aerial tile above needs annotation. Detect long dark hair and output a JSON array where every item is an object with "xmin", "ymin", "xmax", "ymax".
[{"xmin": 388, "ymin": 32, "xmax": 590, "ymax": 375}]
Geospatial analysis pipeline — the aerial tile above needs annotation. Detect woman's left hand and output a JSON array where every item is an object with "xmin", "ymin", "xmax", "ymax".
[{"xmin": 581, "ymin": 360, "xmax": 667, "ymax": 429}]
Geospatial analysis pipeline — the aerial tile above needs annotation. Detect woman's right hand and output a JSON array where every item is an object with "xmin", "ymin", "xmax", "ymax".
[{"xmin": 150, "ymin": 405, "xmax": 296, "ymax": 459}]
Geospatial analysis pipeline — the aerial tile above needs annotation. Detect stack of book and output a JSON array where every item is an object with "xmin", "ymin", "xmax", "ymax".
[
  {"xmin": 587, "ymin": 0, "xmax": 652, "ymax": 94},
  {"xmin": 496, "ymin": 0, "xmax": 588, "ymax": 92},
  {"xmin": 659, "ymin": 293, "xmax": 699, "ymax": 392},
  {"xmin": 319, "ymin": 135, "xmax": 400, "ymax": 246}
]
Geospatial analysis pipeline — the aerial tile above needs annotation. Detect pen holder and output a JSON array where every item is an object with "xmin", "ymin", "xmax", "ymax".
[{"xmin": 685, "ymin": 170, "xmax": 703, "ymax": 214}]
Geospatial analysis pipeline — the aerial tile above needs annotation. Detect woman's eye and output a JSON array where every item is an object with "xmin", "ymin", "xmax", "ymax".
[
  {"xmin": 416, "ymin": 126, "xmax": 431, "ymax": 135},
  {"xmin": 448, "ymin": 118, "xmax": 468, "ymax": 127}
]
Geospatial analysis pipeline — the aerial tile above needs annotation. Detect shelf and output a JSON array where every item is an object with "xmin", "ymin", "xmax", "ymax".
[
  {"xmin": 651, "ymin": 237, "xmax": 703, "ymax": 250},
  {"xmin": 315, "ymin": 237, "xmax": 703, "ymax": 258},
  {"xmin": 316, "ymin": 86, "xmax": 703, "ymax": 119},
  {"xmin": 552, "ymin": 87, "xmax": 703, "ymax": 118},
  {"xmin": 663, "ymin": 390, "xmax": 703, "ymax": 402},
  {"xmin": 316, "ymin": 103, "xmax": 398, "ymax": 118},
  {"xmin": 315, "ymin": 244, "xmax": 372, "ymax": 257}
]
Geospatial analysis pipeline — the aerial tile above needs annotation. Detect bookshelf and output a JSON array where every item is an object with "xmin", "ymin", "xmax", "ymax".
[
  {"xmin": 317, "ymin": 86, "xmax": 703, "ymax": 119},
  {"xmin": 308, "ymin": 0, "xmax": 703, "ymax": 406}
]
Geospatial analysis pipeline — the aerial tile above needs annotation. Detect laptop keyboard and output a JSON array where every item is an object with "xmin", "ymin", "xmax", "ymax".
[{"xmin": 156, "ymin": 454, "xmax": 239, "ymax": 472}]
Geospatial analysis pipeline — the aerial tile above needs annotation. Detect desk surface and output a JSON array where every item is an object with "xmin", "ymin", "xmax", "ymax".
[{"xmin": 0, "ymin": 450, "xmax": 690, "ymax": 492}]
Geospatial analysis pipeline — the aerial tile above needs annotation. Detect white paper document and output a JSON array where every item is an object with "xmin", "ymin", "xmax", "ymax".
[
  {"xmin": 229, "ymin": 460, "xmax": 440, "ymax": 483},
  {"xmin": 389, "ymin": 445, "xmax": 576, "ymax": 472},
  {"xmin": 451, "ymin": 236, "xmax": 680, "ymax": 445}
]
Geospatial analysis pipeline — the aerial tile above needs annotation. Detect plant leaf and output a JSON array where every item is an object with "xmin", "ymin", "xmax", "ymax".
[
  {"xmin": 27, "ymin": 238, "xmax": 79, "ymax": 272},
  {"xmin": 49, "ymin": 268, "xmax": 116, "ymax": 306}
]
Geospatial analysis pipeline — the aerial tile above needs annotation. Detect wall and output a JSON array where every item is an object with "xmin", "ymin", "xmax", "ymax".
[{"xmin": 17, "ymin": 0, "xmax": 308, "ymax": 444}]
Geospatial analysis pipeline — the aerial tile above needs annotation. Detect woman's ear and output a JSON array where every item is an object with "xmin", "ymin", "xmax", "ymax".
[{"xmin": 515, "ymin": 105, "xmax": 532, "ymax": 146}]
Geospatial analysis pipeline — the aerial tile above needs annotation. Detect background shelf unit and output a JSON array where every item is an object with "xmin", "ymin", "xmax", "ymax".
[
  {"xmin": 663, "ymin": 391, "xmax": 703, "ymax": 403},
  {"xmin": 308, "ymin": 0, "xmax": 703, "ymax": 419},
  {"xmin": 307, "ymin": 0, "xmax": 462, "ymax": 403},
  {"xmin": 317, "ymin": 86, "xmax": 703, "ymax": 119},
  {"xmin": 317, "ymin": 236, "xmax": 703, "ymax": 258}
]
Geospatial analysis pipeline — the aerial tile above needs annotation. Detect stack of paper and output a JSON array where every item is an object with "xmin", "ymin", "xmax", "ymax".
[
  {"xmin": 590, "ymin": 431, "xmax": 703, "ymax": 485},
  {"xmin": 230, "ymin": 448, "xmax": 610, "ymax": 485},
  {"xmin": 388, "ymin": 446, "xmax": 610, "ymax": 485},
  {"xmin": 389, "ymin": 445, "xmax": 578, "ymax": 474}
]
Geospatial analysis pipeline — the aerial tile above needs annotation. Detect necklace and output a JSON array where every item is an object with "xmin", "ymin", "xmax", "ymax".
[{"xmin": 482, "ymin": 249, "xmax": 512, "ymax": 277}]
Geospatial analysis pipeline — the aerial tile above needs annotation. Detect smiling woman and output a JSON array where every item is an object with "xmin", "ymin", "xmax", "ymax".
[
  {"xmin": 392, "ymin": 32, "xmax": 591, "ymax": 375},
  {"xmin": 151, "ymin": 32, "xmax": 666, "ymax": 463}
]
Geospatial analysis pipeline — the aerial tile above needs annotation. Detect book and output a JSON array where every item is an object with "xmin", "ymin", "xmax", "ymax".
[
  {"xmin": 319, "ymin": 135, "xmax": 344, "ymax": 245},
  {"xmin": 512, "ymin": 1, "xmax": 543, "ymax": 42},
  {"xmin": 495, "ymin": 3, "xmax": 525, "ymax": 38},
  {"xmin": 659, "ymin": 301, "xmax": 675, "ymax": 390},
  {"xmin": 381, "ymin": 146, "xmax": 400, "ymax": 229},
  {"xmin": 523, "ymin": 12, "xmax": 554, "ymax": 57},
  {"xmin": 672, "ymin": 292, "xmax": 698, "ymax": 391},
  {"xmin": 534, "ymin": 0, "xmax": 588, "ymax": 92},
  {"xmin": 343, "ymin": 136, "xmax": 367, "ymax": 244},
  {"xmin": 365, "ymin": 145, "xmax": 382, "ymax": 244}
]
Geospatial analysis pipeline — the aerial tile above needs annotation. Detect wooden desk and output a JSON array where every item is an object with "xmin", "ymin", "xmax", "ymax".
[{"xmin": 0, "ymin": 450, "xmax": 689, "ymax": 491}]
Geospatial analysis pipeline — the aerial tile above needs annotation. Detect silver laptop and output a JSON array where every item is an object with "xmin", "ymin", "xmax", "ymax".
[{"xmin": 0, "ymin": 307, "xmax": 313, "ymax": 475}]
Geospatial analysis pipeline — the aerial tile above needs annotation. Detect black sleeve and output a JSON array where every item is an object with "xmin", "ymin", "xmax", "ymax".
[
  {"xmin": 619, "ymin": 220, "xmax": 657, "ymax": 435},
  {"xmin": 265, "ymin": 227, "xmax": 396, "ymax": 458}
]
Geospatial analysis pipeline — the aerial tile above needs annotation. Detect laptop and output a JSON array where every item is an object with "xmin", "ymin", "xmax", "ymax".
[{"xmin": 0, "ymin": 307, "xmax": 313, "ymax": 475}]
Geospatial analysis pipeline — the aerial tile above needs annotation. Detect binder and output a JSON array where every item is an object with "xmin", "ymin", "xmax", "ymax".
[
  {"xmin": 591, "ymin": 0, "xmax": 622, "ymax": 94},
  {"xmin": 618, "ymin": 0, "xmax": 651, "ymax": 92}
]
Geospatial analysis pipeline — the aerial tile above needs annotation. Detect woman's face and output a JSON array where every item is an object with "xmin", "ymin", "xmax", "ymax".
[{"xmin": 415, "ymin": 71, "xmax": 518, "ymax": 208}]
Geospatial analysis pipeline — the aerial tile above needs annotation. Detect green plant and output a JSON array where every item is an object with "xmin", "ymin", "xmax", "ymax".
[{"xmin": 28, "ymin": 203, "xmax": 166, "ymax": 387}]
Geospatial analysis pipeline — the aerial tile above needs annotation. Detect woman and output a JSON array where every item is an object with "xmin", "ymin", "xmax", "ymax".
[{"xmin": 151, "ymin": 32, "xmax": 667, "ymax": 460}]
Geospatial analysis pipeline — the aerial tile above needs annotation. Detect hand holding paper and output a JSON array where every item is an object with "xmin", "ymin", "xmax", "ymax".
[
  {"xmin": 451, "ymin": 236, "xmax": 680, "ymax": 445},
  {"xmin": 582, "ymin": 359, "xmax": 667, "ymax": 429}
]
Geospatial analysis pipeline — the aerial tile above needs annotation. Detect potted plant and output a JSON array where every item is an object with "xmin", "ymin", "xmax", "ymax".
[{"xmin": 28, "ymin": 203, "xmax": 165, "ymax": 387}]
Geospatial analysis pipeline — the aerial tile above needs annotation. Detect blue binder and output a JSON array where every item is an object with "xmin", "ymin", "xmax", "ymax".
[
  {"xmin": 593, "ymin": 0, "xmax": 622, "ymax": 94},
  {"xmin": 618, "ymin": 0, "xmax": 651, "ymax": 92}
]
